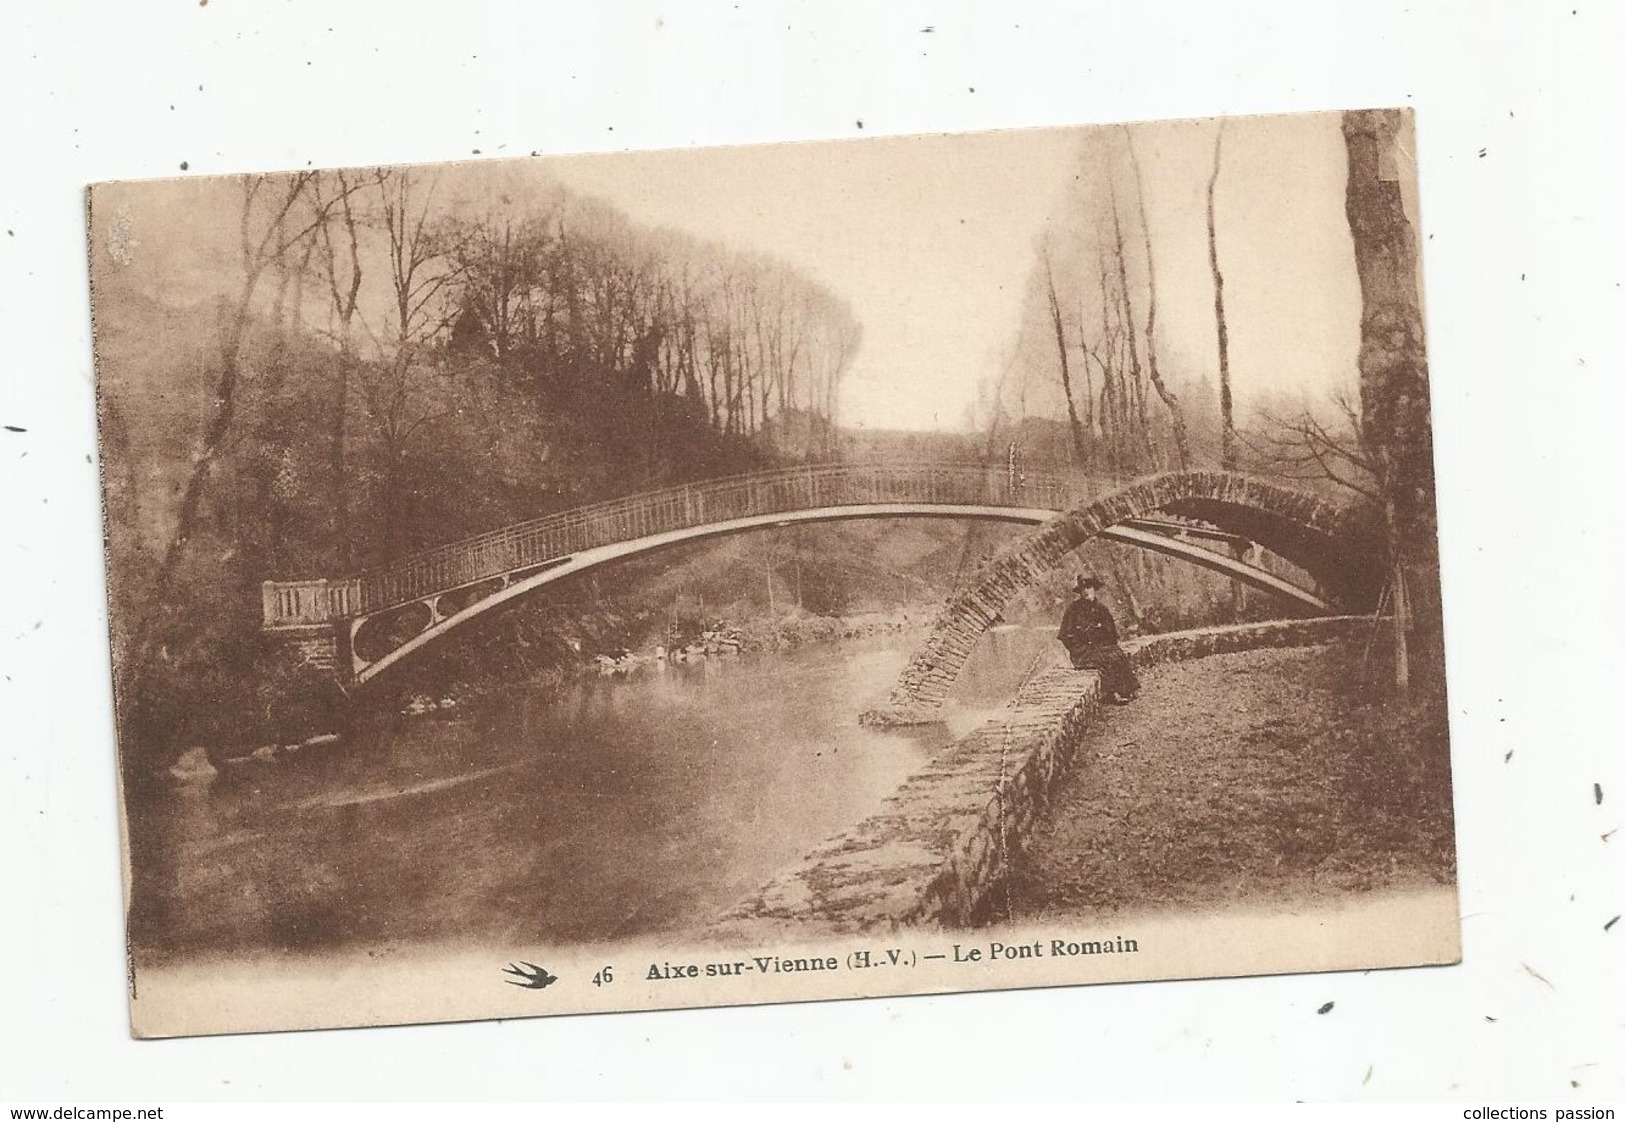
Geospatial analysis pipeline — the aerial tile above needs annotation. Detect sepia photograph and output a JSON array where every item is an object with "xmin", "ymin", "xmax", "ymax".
[{"xmin": 87, "ymin": 107, "xmax": 1457, "ymax": 1038}]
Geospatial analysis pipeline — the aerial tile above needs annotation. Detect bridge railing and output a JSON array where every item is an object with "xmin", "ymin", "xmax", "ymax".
[
  {"xmin": 261, "ymin": 578, "xmax": 362, "ymax": 630},
  {"xmin": 263, "ymin": 462, "xmax": 1101, "ymax": 627}
]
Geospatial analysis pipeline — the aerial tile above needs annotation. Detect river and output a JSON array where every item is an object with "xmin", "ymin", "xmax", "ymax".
[{"xmin": 131, "ymin": 624, "xmax": 1058, "ymax": 963}]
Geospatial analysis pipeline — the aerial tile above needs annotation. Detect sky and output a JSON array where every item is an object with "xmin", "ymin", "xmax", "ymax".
[
  {"xmin": 92, "ymin": 110, "xmax": 1387, "ymax": 433},
  {"xmin": 530, "ymin": 111, "xmax": 1370, "ymax": 430}
]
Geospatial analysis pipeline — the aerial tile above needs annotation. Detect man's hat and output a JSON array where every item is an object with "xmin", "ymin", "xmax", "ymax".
[{"xmin": 1074, "ymin": 574, "xmax": 1103, "ymax": 592}]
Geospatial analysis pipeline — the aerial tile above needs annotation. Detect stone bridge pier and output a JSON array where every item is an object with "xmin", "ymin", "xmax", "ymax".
[{"xmin": 260, "ymin": 579, "xmax": 354, "ymax": 684}]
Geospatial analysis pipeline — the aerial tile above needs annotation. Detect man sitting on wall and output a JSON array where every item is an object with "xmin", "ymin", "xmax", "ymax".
[{"xmin": 1059, "ymin": 574, "xmax": 1141, "ymax": 705}]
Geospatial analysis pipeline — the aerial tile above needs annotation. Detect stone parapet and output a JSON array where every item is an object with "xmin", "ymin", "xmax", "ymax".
[
  {"xmin": 1123, "ymin": 614, "xmax": 1374, "ymax": 667},
  {"xmin": 862, "ymin": 613, "xmax": 1374, "ymax": 726}
]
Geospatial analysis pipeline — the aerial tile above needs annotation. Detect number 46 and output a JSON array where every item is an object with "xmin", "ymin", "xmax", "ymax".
[{"xmin": 592, "ymin": 967, "xmax": 614, "ymax": 987}]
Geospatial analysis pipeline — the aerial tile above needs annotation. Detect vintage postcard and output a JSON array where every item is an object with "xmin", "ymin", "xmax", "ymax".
[{"xmin": 88, "ymin": 107, "xmax": 1458, "ymax": 1037}]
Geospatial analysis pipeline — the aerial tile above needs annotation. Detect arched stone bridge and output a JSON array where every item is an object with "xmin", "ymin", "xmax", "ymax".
[
  {"xmin": 260, "ymin": 463, "xmax": 1374, "ymax": 691},
  {"xmin": 863, "ymin": 470, "xmax": 1380, "ymax": 724}
]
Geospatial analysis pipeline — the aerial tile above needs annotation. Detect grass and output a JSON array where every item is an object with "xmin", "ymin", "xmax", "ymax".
[{"xmin": 1007, "ymin": 640, "xmax": 1456, "ymax": 919}]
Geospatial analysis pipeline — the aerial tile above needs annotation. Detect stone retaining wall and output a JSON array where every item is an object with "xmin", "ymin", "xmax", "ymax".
[
  {"xmin": 1122, "ymin": 614, "xmax": 1373, "ymax": 667},
  {"xmin": 708, "ymin": 615, "xmax": 1376, "ymax": 940}
]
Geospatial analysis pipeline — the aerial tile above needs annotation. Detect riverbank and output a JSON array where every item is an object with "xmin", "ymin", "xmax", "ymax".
[
  {"xmin": 391, "ymin": 607, "xmax": 925, "ymax": 717},
  {"xmin": 1006, "ymin": 641, "xmax": 1456, "ymax": 921},
  {"xmin": 185, "ymin": 607, "xmax": 932, "ymax": 768},
  {"xmin": 583, "ymin": 608, "xmax": 923, "ymax": 674}
]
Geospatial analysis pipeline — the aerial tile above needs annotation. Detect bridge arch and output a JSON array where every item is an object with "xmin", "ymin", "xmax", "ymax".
[
  {"xmin": 260, "ymin": 464, "xmax": 1369, "ymax": 695},
  {"xmin": 346, "ymin": 497, "xmax": 1339, "ymax": 689},
  {"xmin": 866, "ymin": 471, "xmax": 1381, "ymax": 723},
  {"xmin": 349, "ymin": 503, "xmax": 1049, "ymax": 687}
]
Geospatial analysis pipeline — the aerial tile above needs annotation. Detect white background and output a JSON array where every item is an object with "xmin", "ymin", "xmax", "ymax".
[{"xmin": 2, "ymin": 0, "xmax": 1622, "ymax": 1103}]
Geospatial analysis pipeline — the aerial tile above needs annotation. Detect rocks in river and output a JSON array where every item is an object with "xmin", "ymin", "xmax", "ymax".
[
  {"xmin": 169, "ymin": 746, "xmax": 218, "ymax": 781},
  {"xmin": 588, "ymin": 615, "xmax": 919, "ymax": 677},
  {"xmin": 743, "ymin": 609, "xmax": 914, "ymax": 651},
  {"xmin": 594, "ymin": 650, "xmax": 644, "ymax": 675},
  {"xmin": 402, "ymin": 694, "xmax": 463, "ymax": 715},
  {"xmin": 663, "ymin": 627, "xmax": 745, "ymax": 663}
]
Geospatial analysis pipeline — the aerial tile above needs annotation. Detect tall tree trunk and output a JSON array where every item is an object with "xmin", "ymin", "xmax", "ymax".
[
  {"xmin": 317, "ymin": 173, "xmax": 363, "ymax": 572},
  {"xmin": 1124, "ymin": 129, "xmax": 1191, "ymax": 469},
  {"xmin": 1043, "ymin": 250, "xmax": 1090, "ymax": 469},
  {"xmin": 331, "ymin": 344, "xmax": 352, "ymax": 568},
  {"xmin": 1107, "ymin": 184, "xmax": 1153, "ymax": 473},
  {"xmin": 1342, "ymin": 108, "xmax": 1435, "ymax": 691},
  {"xmin": 1207, "ymin": 125, "xmax": 1238, "ymax": 470}
]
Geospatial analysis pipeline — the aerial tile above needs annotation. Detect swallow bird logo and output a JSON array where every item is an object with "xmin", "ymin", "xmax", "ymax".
[{"xmin": 503, "ymin": 961, "xmax": 558, "ymax": 990}]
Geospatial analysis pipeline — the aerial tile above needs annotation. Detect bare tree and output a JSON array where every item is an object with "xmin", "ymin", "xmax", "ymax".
[
  {"xmin": 451, "ymin": 211, "xmax": 549, "ymax": 367},
  {"xmin": 376, "ymin": 169, "xmax": 461, "ymax": 351},
  {"xmin": 312, "ymin": 170, "xmax": 365, "ymax": 570},
  {"xmin": 357, "ymin": 344, "xmax": 458, "ymax": 562},
  {"xmin": 1042, "ymin": 244, "xmax": 1090, "ymax": 468},
  {"xmin": 1242, "ymin": 390, "xmax": 1380, "ymax": 502},
  {"xmin": 1207, "ymin": 125, "xmax": 1238, "ymax": 470},
  {"xmin": 1107, "ymin": 182, "xmax": 1158, "ymax": 472},
  {"xmin": 1124, "ymin": 128, "xmax": 1191, "ymax": 469}
]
